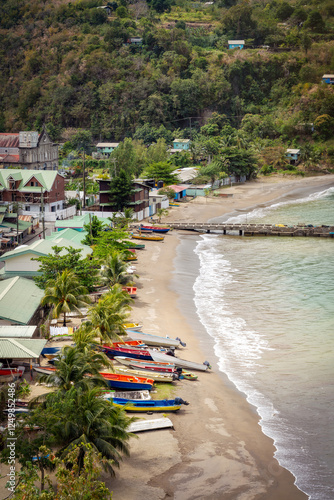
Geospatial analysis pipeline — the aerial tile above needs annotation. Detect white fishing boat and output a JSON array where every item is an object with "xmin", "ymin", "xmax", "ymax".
[
  {"xmin": 148, "ymin": 350, "xmax": 211, "ymax": 372},
  {"xmin": 126, "ymin": 330, "xmax": 184, "ymax": 348},
  {"xmin": 114, "ymin": 366, "xmax": 174, "ymax": 383}
]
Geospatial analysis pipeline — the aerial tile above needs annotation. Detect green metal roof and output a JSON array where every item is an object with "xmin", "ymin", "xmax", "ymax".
[
  {"xmin": 0, "ymin": 326, "xmax": 37, "ymax": 338},
  {"xmin": 0, "ymin": 206, "xmax": 7, "ymax": 213},
  {"xmin": 0, "ymin": 170, "xmax": 58, "ymax": 192},
  {"xmin": 46, "ymin": 228, "xmax": 88, "ymax": 246},
  {"xmin": 1, "ymin": 220, "xmax": 32, "ymax": 231},
  {"xmin": 0, "ymin": 277, "xmax": 44, "ymax": 325},
  {"xmin": 0, "ymin": 237, "xmax": 92, "ymax": 262},
  {"xmin": 55, "ymin": 214, "xmax": 109, "ymax": 229},
  {"xmin": 0, "ymin": 338, "xmax": 47, "ymax": 358}
]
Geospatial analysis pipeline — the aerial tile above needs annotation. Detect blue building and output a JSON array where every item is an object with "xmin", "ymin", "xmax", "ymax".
[
  {"xmin": 322, "ymin": 74, "xmax": 334, "ymax": 84},
  {"xmin": 171, "ymin": 139, "xmax": 191, "ymax": 151},
  {"xmin": 286, "ymin": 148, "xmax": 301, "ymax": 166},
  {"xmin": 228, "ymin": 40, "xmax": 245, "ymax": 50}
]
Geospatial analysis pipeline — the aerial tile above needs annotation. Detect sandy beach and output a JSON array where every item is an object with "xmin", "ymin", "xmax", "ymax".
[{"xmin": 107, "ymin": 175, "xmax": 334, "ymax": 500}]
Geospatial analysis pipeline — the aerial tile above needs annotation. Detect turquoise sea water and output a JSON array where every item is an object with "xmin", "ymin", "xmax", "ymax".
[{"xmin": 175, "ymin": 186, "xmax": 334, "ymax": 499}]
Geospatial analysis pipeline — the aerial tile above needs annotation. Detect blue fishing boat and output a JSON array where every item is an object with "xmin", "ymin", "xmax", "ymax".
[
  {"xmin": 111, "ymin": 397, "xmax": 189, "ymax": 412},
  {"xmin": 102, "ymin": 345, "xmax": 153, "ymax": 360},
  {"xmin": 41, "ymin": 347, "xmax": 60, "ymax": 356},
  {"xmin": 100, "ymin": 372, "xmax": 154, "ymax": 391},
  {"xmin": 140, "ymin": 224, "xmax": 170, "ymax": 233}
]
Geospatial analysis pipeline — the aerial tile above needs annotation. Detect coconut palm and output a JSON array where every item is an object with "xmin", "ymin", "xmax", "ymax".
[
  {"xmin": 87, "ymin": 285, "xmax": 133, "ymax": 343},
  {"xmin": 41, "ymin": 270, "xmax": 91, "ymax": 326},
  {"xmin": 50, "ymin": 387, "xmax": 135, "ymax": 475},
  {"xmin": 37, "ymin": 345, "xmax": 110, "ymax": 393},
  {"xmin": 101, "ymin": 251, "xmax": 134, "ymax": 288}
]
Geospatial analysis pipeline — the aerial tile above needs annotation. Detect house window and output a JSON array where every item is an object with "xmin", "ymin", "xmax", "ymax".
[
  {"xmin": 51, "ymin": 206, "xmax": 56, "ymax": 212},
  {"xmin": 30, "ymin": 181, "xmax": 34, "ymax": 186},
  {"xmin": 25, "ymin": 206, "xmax": 30, "ymax": 211}
]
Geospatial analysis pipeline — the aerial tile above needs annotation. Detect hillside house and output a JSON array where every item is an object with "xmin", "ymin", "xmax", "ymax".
[
  {"xmin": 322, "ymin": 74, "xmax": 334, "ymax": 84},
  {"xmin": 0, "ymin": 277, "xmax": 44, "ymax": 326},
  {"xmin": 93, "ymin": 143, "xmax": 119, "ymax": 159},
  {"xmin": 0, "ymin": 130, "xmax": 58, "ymax": 170},
  {"xmin": 228, "ymin": 40, "xmax": 245, "ymax": 49},
  {"xmin": 286, "ymin": 148, "xmax": 301, "ymax": 165},
  {"xmin": 99, "ymin": 179, "xmax": 150, "ymax": 220},
  {"xmin": 166, "ymin": 185, "xmax": 189, "ymax": 201},
  {"xmin": 170, "ymin": 139, "xmax": 191, "ymax": 153},
  {"xmin": 127, "ymin": 37, "xmax": 143, "ymax": 45},
  {"xmin": 148, "ymin": 190, "xmax": 169, "ymax": 216}
]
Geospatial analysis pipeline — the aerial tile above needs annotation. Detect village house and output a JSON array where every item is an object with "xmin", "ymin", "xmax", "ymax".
[
  {"xmin": 286, "ymin": 148, "xmax": 301, "ymax": 165},
  {"xmin": 99, "ymin": 179, "xmax": 150, "ymax": 220},
  {"xmin": 322, "ymin": 74, "xmax": 334, "ymax": 84},
  {"xmin": 0, "ymin": 129, "xmax": 58, "ymax": 170},
  {"xmin": 169, "ymin": 139, "xmax": 191, "ymax": 153},
  {"xmin": 0, "ymin": 169, "xmax": 71, "ymax": 222},
  {"xmin": 228, "ymin": 40, "xmax": 245, "ymax": 49},
  {"xmin": 148, "ymin": 190, "xmax": 169, "ymax": 216},
  {"xmin": 93, "ymin": 142, "xmax": 119, "ymax": 159},
  {"xmin": 0, "ymin": 276, "xmax": 44, "ymax": 326}
]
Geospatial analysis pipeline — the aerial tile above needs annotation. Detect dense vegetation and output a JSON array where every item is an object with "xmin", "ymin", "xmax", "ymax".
[{"xmin": 1, "ymin": 0, "xmax": 334, "ymax": 174}]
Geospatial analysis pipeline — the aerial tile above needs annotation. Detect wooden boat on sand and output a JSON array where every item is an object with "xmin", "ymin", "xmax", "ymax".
[
  {"xmin": 122, "ymin": 286, "xmax": 137, "ymax": 298},
  {"xmin": 114, "ymin": 366, "xmax": 174, "ymax": 383},
  {"xmin": 33, "ymin": 366, "xmax": 56, "ymax": 375},
  {"xmin": 149, "ymin": 350, "xmax": 211, "ymax": 372},
  {"xmin": 131, "ymin": 233, "xmax": 164, "ymax": 242},
  {"xmin": 140, "ymin": 224, "xmax": 170, "ymax": 234},
  {"xmin": 102, "ymin": 345, "xmax": 153, "ymax": 360},
  {"xmin": 110, "ymin": 340, "xmax": 145, "ymax": 348},
  {"xmin": 111, "ymin": 397, "xmax": 189, "ymax": 412},
  {"xmin": 100, "ymin": 372, "xmax": 154, "ymax": 391},
  {"xmin": 114, "ymin": 356, "xmax": 176, "ymax": 373},
  {"xmin": 0, "ymin": 367, "xmax": 24, "ymax": 378},
  {"xmin": 126, "ymin": 330, "xmax": 184, "ymax": 348}
]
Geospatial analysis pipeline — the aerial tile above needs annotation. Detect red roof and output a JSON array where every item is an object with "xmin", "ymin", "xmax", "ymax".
[
  {"xmin": 0, "ymin": 133, "xmax": 19, "ymax": 148},
  {"xmin": 167, "ymin": 184, "xmax": 190, "ymax": 193},
  {"xmin": 0, "ymin": 154, "xmax": 20, "ymax": 163}
]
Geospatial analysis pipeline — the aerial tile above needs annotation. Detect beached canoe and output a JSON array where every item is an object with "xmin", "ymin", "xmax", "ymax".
[
  {"xmin": 111, "ymin": 340, "xmax": 145, "ymax": 348},
  {"xmin": 140, "ymin": 225, "xmax": 170, "ymax": 233},
  {"xmin": 114, "ymin": 356, "xmax": 176, "ymax": 373},
  {"xmin": 114, "ymin": 366, "xmax": 174, "ymax": 383},
  {"xmin": 122, "ymin": 286, "xmax": 137, "ymax": 298},
  {"xmin": 100, "ymin": 372, "xmax": 154, "ymax": 391},
  {"xmin": 111, "ymin": 397, "xmax": 189, "ymax": 412},
  {"xmin": 126, "ymin": 330, "xmax": 183, "ymax": 348},
  {"xmin": 99, "ymin": 389, "xmax": 151, "ymax": 400},
  {"xmin": 33, "ymin": 366, "xmax": 56, "ymax": 375},
  {"xmin": 123, "ymin": 322, "xmax": 142, "ymax": 330},
  {"xmin": 41, "ymin": 347, "xmax": 60, "ymax": 356},
  {"xmin": 149, "ymin": 350, "xmax": 211, "ymax": 372},
  {"xmin": 0, "ymin": 367, "xmax": 24, "ymax": 378},
  {"xmin": 102, "ymin": 345, "xmax": 153, "ymax": 360},
  {"xmin": 124, "ymin": 243, "xmax": 145, "ymax": 249},
  {"xmin": 131, "ymin": 233, "xmax": 164, "ymax": 242}
]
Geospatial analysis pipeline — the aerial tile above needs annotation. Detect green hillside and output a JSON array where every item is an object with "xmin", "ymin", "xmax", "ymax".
[{"xmin": 1, "ymin": 0, "xmax": 334, "ymax": 172}]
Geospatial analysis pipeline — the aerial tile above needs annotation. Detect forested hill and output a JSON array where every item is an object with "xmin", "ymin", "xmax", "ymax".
[{"xmin": 1, "ymin": 0, "xmax": 334, "ymax": 145}]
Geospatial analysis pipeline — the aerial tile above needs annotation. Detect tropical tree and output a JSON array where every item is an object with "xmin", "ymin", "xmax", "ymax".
[
  {"xmin": 109, "ymin": 169, "xmax": 134, "ymax": 211},
  {"xmin": 101, "ymin": 251, "xmax": 134, "ymax": 288},
  {"xmin": 37, "ymin": 345, "xmax": 110, "ymax": 392},
  {"xmin": 141, "ymin": 162, "xmax": 179, "ymax": 185},
  {"xmin": 156, "ymin": 208, "xmax": 169, "ymax": 222},
  {"xmin": 41, "ymin": 270, "xmax": 91, "ymax": 326},
  {"xmin": 86, "ymin": 286, "xmax": 132, "ymax": 343},
  {"xmin": 49, "ymin": 387, "xmax": 135, "ymax": 475}
]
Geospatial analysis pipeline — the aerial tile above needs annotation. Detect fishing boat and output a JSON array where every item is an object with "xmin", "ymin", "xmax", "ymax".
[
  {"xmin": 124, "ymin": 243, "xmax": 145, "ymax": 250},
  {"xmin": 131, "ymin": 233, "xmax": 164, "ymax": 242},
  {"xmin": 169, "ymin": 202, "xmax": 180, "ymax": 207},
  {"xmin": 126, "ymin": 330, "xmax": 183, "ymax": 348},
  {"xmin": 102, "ymin": 345, "xmax": 153, "ymax": 360},
  {"xmin": 98, "ymin": 389, "xmax": 151, "ymax": 400},
  {"xmin": 111, "ymin": 340, "xmax": 145, "ymax": 348},
  {"xmin": 41, "ymin": 347, "xmax": 60, "ymax": 356},
  {"xmin": 123, "ymin": 322, "xmax": 142, "ymax": 330},
  {"xmin": 149, "ymin": 350, "xmax": 211, "ymax": 372},
  {"xmin": 115, "ymin": 366, "xmax": 174, "ymax": 383},
  {"xmin": 140, "ymin": 224, "xmax": 170, "ymax": 233},
  {"xmin": 33, "ymin": 366, "xmax": 56, "ymax": 375},
  {"xmin": 122, "ymin": 286, "xmax": 137, "ymax": 298},
  {"xmin": 114, "ymin": 356, "xmax": 176, "ymax": 373},
  {"xmin": 111, "ymin": 397, "xmax": 189, "ymax": 412},
  {"xmin": 125, "ymin": 255, "xmax": 137, "ymax": 261},
  {"xmin": 0, "ymin": 367, "xmax": 24, "ymax": 378},
  {"xmin": 100, "ymin": 372, "xmax": 154, "ymax": 391}
]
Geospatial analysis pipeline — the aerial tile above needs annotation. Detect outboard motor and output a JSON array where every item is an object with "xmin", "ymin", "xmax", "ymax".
[
  {"xmin": 203, "ymin": 360, "xmax": 212, "ymax": 369},
  {"xmin": 175, "ymin": 337, "xmax": 187, "ymax": 347},
  {"xmin": 166, "ymin": 349, "xmax": 175, "ymax": 357},
  {"xmin": 174, "ymin": 397, "xmax": 190, "ymax": 406},
  {"xmin": 173, "ymin": 367, "xmax": 182, "ymax": 380}
]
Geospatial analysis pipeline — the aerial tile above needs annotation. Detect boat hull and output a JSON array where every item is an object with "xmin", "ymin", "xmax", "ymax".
[
  {"xmin": 126, "ymin": 330, "xmax": 180, "ymax": 348},
  {"xmin": 100, "ymin": 373, "xmax": 154, "ymax": 391},
  {"xmin": 149, "ymin": 350, "xmax": 210, "ymax": 371},
  {"xmin": 140, "ymin": 225, "xmax": 170, "ymax": 233},
  {"xmin": 114, "ymin": 356, "xmax": 176, "ymax": 373},
  {"xmin": 111, "ymin": 398, "xmax": 181, "ymax": 412},
  {"xmin": 115, "ymin": 367, "xmax": 174, "ymax": 383},
  {"xmin": 102, "ymin": 346, "xmax": 152, "ymax": 360}
]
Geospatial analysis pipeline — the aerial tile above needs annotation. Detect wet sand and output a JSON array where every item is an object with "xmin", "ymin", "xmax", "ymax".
[{"xmin": 107, "ymin": 175, "xmax": 334, "ymax": 500}]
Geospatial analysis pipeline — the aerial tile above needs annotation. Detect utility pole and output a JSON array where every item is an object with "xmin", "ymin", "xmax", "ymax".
[
  {"xmin": 82, "ymin": 149, "xmax": 86, "ymax": 210},
  {"xmin": 41, "ymin": 187, "xmax": 45, "ymax": 239},
  {"xmin": 16, "ymin": 203, "xmax": 19, "ymax": 246},
  {"xmin": 89, "ymin": 212, "xmax": 92, "ymax": 239}
]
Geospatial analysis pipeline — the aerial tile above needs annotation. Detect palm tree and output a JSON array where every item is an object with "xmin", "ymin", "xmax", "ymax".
[
  {"xmin": 50, "ymin": 387, "xmax": 135, "ymax": 475},
  {"xmin": 37, "ymin": 345, "xmax": 110, "ymax": 393},
  {"xmin": 87, "ymin": 285, "xmax": 133, "ymax": 344},
  {"xmin": 41, "ymin": 270, "xmax": 91, "ymax": 326},
  {"xmin": 101, "ymin": 251, "xmax": 133, "ymax": 288}
]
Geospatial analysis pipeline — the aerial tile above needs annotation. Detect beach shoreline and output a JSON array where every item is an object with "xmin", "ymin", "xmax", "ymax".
[{"xmin": 108, "ymin": 174, "xmax": 334, "ymax": 500}]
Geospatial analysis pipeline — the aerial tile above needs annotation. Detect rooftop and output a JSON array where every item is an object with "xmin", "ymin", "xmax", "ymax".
[
  {"xmin": 0, "ymin": 237, "xmax": 92, "ymax": 261},
  {"xmin": 0, "ymin": 169, "xmax": 60, "ymax": 192},
  {"xmin": 0, "ymin": 277, "xmax": 44, "ymax": 325},
  {"xmin": 0, "ymin": 326, "xmax": 37, "ymax": 338},
  {"xmin": 0, "ymin": 338, "xmax": 46, "ymax": 358},
  {"xmin": 55, "ymin": 214, "xmax": 110, "ymax": 230}
]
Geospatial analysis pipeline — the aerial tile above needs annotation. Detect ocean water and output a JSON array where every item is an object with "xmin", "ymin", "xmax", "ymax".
[{"xmin": 174, "ymin": 186, "xmax": 334, "ymax": 499}]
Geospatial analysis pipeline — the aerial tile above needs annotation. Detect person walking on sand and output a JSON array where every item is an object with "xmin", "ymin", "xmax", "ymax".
[{"xmin": 39, "ymin": 234, "xmax": 42, "ymax": 239}]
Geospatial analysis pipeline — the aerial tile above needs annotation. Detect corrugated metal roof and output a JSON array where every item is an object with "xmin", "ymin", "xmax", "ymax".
[
  {"xmin": 0, "ymin": 169, "xmax": 58, "ymax": 192},
  {"xmin": 0, "ymin": 338, "xmax": 46, "ymax": 358},
  {"xmin": 46, "ymin": 228, "xmax": 88, "ymax": 245},
  {"xmin": 0, "ymin": 326, "xmax": 37, "ymax": 338},
  {"xmin": 96, "ymin": 143, "xmax": 119, "ymax": 148},
  {"xmin": 0, "ymin": 277, "xmax": 44, "ymax": 325},
  {"xmin": 0, "ymin": 154, "xmax": 20, "ymax": 163},
  {"xmin": 0, "ymin": 134, "xmax": 19, "ymax": 148},
  {"xmin": 0, "ymin": 237, "xmax": 92, "ymax": 261},
  {"xmin": 167, "ymin": 184, "xmax": 191, "ymax": 193},
  {"xmin": 55, "ymin": 214, "xmax": 108, "ymax": 229}
]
